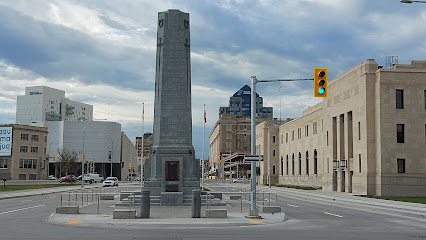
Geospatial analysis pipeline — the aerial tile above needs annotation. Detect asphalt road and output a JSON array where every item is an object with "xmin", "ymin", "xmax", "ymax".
[{"xmin": 0, "ymin": 181, "xmax": 425, "ymax": 240}]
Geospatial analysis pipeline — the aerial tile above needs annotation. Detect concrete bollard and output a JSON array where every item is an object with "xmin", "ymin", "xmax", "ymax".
[
  {"xmin": 192, "ymin": 189, "xmax": 201, "ymax": 218},
  {"xmin": 140, "ymin": 189, "xmax": 150, "ymax": 218}
]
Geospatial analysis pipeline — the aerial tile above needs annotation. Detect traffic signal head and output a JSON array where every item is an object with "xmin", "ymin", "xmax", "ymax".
[
  {"xmin": 53, "ymin": 155, "xmax": 55, "ymax": 161},
  {"xmin": 314, "ymin": 68, "xmax": 327, "ymax": 97}
]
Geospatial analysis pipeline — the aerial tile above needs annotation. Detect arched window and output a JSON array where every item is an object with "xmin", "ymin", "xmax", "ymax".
[
  {"xmin": 286, "ymin": 155, "xmax": 289, "ymax": 175},
  {"xmin": 299, "ymin": 152, "xmax": 302, "ymax": 175},
  {"xmin": 314, "ymin": 149, "xmax": 318, "ymax": 174},
  {"xmin": 306, "ymin": 151, "xmax": 309, "ymax": 175},
  {"xmin": 281, "ymin": 156, "xmax": 284, "ymax": 176},
  {"xmin": 292, "ymin": 154, "xmax": 295, "ymax": 175}
]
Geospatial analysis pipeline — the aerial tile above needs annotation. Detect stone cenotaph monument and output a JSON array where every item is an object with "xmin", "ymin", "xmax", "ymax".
[{"xmin": 143, "ymin": 9, "xmax": 200, "ymax": 206}]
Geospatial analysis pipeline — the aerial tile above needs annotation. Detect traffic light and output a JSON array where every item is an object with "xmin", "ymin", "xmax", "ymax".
[
  {"xmin": 128, "ymin": 163, "xmax": 131, "ymax": 169},
  {"xmin": 52, "ymin": 155, "xmax": 55, "ymax": 161},
  {"xmin": 314, "ymin": 68, "xmax": 327, "ymax": 97}
]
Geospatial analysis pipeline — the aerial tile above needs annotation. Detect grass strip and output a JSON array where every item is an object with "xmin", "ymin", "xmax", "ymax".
[
  {"xmin": 272, "ymin": 184, "xmax": 320, "ymax": 190},
  {"xmin": 0, "ymin": 184, "xmax": 76, "ymax": 192},
  {"xmin": 361, "ymin": 195, "xmax": 426, "ymax": 204}
]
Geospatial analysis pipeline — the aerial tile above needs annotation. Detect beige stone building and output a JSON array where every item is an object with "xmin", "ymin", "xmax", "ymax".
[
  {"xmin": 0, "ymin": 124, "xmax": 48, "ymax": 180},
  {"xmin": 262, "ymin": 59, "xmax": 426, "ymax": 197},
  {"xmin": 256, "ymin": 121, "xmax": 283, "ymax": 185},
  {"xmin": 209, "ymin": 115, "xmax": 253, "ymax": 178},
  {"xmin": 209, "ymin": 113, "xmax": 290, "ymax": 179},
  {"xmin": 135, "ymin": 133, "xmax": 153, "ymax": 158}
]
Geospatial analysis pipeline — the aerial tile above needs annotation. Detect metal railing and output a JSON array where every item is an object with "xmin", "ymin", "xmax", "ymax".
[
  {"xmin": 204, "ymin": 189, "xmax": 278, "ymax": 213},
  {"xmin": 59, "ymin": 188, "xmax": 136, "ymax": 214}
]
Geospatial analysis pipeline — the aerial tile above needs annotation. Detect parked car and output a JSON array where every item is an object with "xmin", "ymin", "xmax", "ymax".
[
  {"xmin": 76, "ymin": 175, "xmax": 82, "ymax": 180},
  {"xmin": 232, "ymin": 178, "xmax": 244, "ymax": 183},
  {"xmin": 83, "ymin": 173, "xmax": 104, "ymax": 183},
  {"xmin": 103, "ymin": 177, "xmax": 119, "ymax": 187},
  {"xmin": 59, "ymin": 175, "xmax": 77, "ymax": 183},
  {"xmin": 48, "ymin": 175, "xmax": 57, "ymax": 180}
]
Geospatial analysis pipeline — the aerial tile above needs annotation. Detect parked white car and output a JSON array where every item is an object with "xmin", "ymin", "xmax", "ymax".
[
  {"xmin": 103, "ymin": 177, "xmax": 118, "ymax": 187},
  {"xmin": 232, "ymin": 178, "xmax": 244, "ymax": 183},
  {"xmin": 48, "ymin": 175, "xmax": 57, "ymax": 180}
]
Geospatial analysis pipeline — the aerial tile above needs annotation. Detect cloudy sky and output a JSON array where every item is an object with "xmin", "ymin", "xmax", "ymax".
[{"xmin": 1, "ymin": 0, "xmax": 425, "ymax": 159}]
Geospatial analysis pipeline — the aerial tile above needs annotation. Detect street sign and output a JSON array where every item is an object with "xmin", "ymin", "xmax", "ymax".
[{"xmin": 244, "ymin": 155, "xmax": 264, "ymax": 162}]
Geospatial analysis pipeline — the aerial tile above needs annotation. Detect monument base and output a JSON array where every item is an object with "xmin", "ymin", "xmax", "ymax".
[{"xmin": 161, "ymin": 192, "xmax": 183, "ymax": 206}]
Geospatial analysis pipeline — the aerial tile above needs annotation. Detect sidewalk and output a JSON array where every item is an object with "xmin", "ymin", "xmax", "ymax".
[{"xmin": 254, "ymin": 184, "xmax": 426, "ymax": 218}]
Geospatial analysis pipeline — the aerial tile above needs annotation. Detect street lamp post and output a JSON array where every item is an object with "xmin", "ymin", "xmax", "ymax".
[
  {"xmin": 48, "ymin": 140, "xmax": 57, "ymax": 178},
  {"xmin": 82, "ymin": 120, "xmax": 93, "ymax": 188},
  {"xmin": 106, "ymin": 136, "xmax": 116, "ymax": 177}
]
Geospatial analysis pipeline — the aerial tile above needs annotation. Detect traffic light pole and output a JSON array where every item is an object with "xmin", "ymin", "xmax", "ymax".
[{"xmin": 250, "ymin": 76, "xmax": 313, "ymax": 215}]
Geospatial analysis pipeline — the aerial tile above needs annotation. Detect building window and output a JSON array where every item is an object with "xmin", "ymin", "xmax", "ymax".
[
  {"xmin": 396, "ymin": 89, "xmax": 404, "ymax": 109},
  {"xmin": 0, "ymin": 159, "xmax": 8, "ymax": 168},
  {"xmin": 273, "ymin": 150, "xmax": 276, "ymax": 156},
  {"xmin": 30, "ymin": 147, "xmax": 39, "ymax": 153},
  {"xmin": 272, "ymin": 136, "xmax": 275, "ymax": 143},
  {"xmin": 306, "ymin": 151, "xmax": 309, "ymax": 175},
  {"xmin": 397, "ymin": 124, "xmax": 405, "ymax": 143},
  {"xmin": 286, "ymin": 133, "xmax": 288, "ymax": 143},
  {"xmin": 292, "ymin": 130, "xmax": 294, "ymax": 141},
  {"xmin": 280, "ymin": 135, "xmax": 283, "ymax": 144},
  {"xmin": 19, "ymin": 174, "xmax": 26, "ymax": 180},
  {"xmin": 292, "ymin": 154, "xmax": 295, "ymax": 175},
  {"xmin": 281, "ymin": 157, "xmax": 284, "ymax": 175},
  {"xmin": 19, "ymin": 159, "xmax": 37, "ymax": 169},
  {"xmin": 29, "ymin": 174, "xmax": 37, "ymax": 180},
  {"xmin": 359, "ymin": 154, "xmax": 362, "ymax": 173},
  {"xmin": 286, "ymin": 155, "xmax": 289, "ymax": 175},
  {"xmin": 313, "ymin": 122, "xmax": 317, "ymax": 135},
  {"xmin": 20, "ymin": 146, "xmax": 28, "ymax": 152},
  {"xmin": 424, "ymin": 90, "xmax": 426, "ymax": 109},
  {"xmin": 314, "ymin": 150, "xmax": 318, "ymax": 174},
  {"xmin": 273, "ymin": 165, "xmax": 276, "ymax": 175},
  {"xmin": 31, "ymin": 135, "xmax": 39, "ymax": 141},
  {"xmin": 327, "ymin": 131, "xmax": 329, "ymax": 146},
  {"xmin": 298, "ymin": 152, "xmax": 302, "ymax": 175},
  {"xmin": 397, "ymin": 158, "xmax": 405, "ymax": 173},
  {"xmin": 21, "ymin": 133, "xmax": 29, "ymax": 140},
  {"xmin": 358, "ymin": 122, "xmax": 361, "ymax": 140}
]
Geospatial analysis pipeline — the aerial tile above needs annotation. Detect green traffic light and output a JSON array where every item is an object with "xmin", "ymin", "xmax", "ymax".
[{"xmin": 318, "ymin": 87, "xmax": 325, "ymax": 95}]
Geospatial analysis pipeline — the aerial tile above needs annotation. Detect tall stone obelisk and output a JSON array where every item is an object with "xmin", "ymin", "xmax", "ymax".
[{"xmin": 144, "ymin": 9, "xmax": 200, "ymax": 205}]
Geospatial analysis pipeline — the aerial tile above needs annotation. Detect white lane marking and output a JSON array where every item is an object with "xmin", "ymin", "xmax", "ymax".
[
  {"xmin": 21, "ymin": 200, "xmax": 32, "ymax": 202},
  {"xmin": 287, "ymin": 204, "xmax": 299, "ymax": 208},
  {"xmin": 324, "ymin": 211, "xmax": 343, "ymax": 218},
  {"xmin": 0, "ymin": 205, "xmax": 45, "ymax": 215}
]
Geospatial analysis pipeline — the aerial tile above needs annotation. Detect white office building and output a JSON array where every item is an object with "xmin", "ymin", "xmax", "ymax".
[
  {"xmin": 46, "ymin": 120, "xmax": 122, "ymax": 179},
  {"xmin": 16, "ymin": 86, "xmax": 93, "ymax": 124}
]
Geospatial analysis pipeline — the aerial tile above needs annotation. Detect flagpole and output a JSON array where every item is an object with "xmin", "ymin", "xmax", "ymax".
[
  {"xmin": 141, "ymin": 102, "xmax": 144, "ymax": 189},
  {"xmin": 202, "ymin": 104, "xmax": 206, "ymax": 189}
]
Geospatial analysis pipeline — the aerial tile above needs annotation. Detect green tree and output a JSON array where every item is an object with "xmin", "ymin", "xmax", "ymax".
[{"xmin": 57, "ymin": 148, "xmax": 80, "ymax": 176}]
